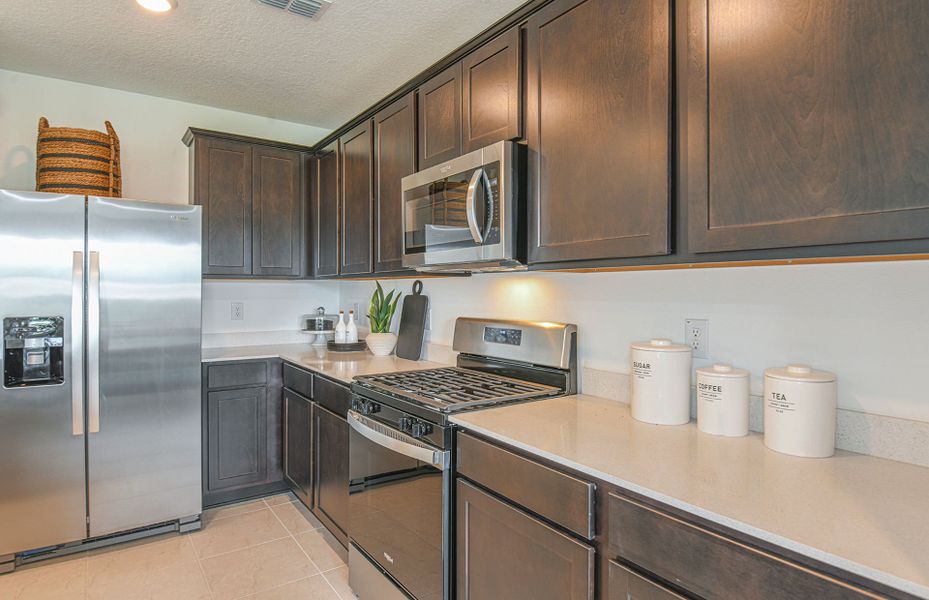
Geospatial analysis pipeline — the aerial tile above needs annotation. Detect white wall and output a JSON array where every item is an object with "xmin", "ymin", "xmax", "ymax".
[
  {"xmin": 202, "ymin": 280, "xmax": 339, "ymax": 342},
  {"xmin": 340, "ymin": 261, "xmax": 929, "ymax": 423},
  {"xmin": 0, "ymin": 68, "xmax": 329, "ymax": 204}
]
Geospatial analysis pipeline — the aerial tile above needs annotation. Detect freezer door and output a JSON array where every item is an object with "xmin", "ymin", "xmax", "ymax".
[
  {"xmin": 0, "ymin": 190, "xmax": 88, "ymax": 555},
  {"xmin": 86, "ymin": 196, "xmax": 202, "ymax": 536}
]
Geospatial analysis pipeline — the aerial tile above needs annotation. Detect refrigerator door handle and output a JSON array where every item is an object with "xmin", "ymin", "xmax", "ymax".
[
  {"xmin": 71, "ymin": 251, "xmax": 84, "ymax": 436},
  {"xmin": 87, "ymin": 250, "xmax": 101, "ymax": 434}
]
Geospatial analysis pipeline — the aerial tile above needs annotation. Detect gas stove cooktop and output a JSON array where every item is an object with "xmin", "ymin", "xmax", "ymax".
[
  {"xmin": 352, "ymin": 318, "xmax": 578, "ymax": 419},
  {"xmin": 352, "ymin": 366, "xmax": 562, "ymax": 413}
]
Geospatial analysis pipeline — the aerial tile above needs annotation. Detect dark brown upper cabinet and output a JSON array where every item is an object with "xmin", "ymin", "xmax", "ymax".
[
  {"xmin": 189, "ymin": 136, "xmax": 252, "ymax": 276},
  {"xmin": 313, "ymin": 141, "xmax": 340, "ymax": 278},
  {"xmin": 374, "ymin": 93, "xmax": 417, "ymax": 273},
  {"xmin": 685, "ymin": 0, "xmax": 929, "ymax": 253},
  {"xmin": 525, "ymin": 0, "xmax": 672, "ymax": 266},
  {"xmin": 252, "ymin": 145, "xmax": 303, "ymax": 276},
  {"xmin": 185, "ymin": 128, "xmax": 309, "ymax": 278},
  {"xmin": 418, "ymin": 63, "xmax": 463, "ymax": 169},
  {"xmin": 339, "ymin": 120, "xmax": 374, "ymax": 275},
  {"xmin": 462, "ymin": 27, "xmax": 521, "ymax": 153}
]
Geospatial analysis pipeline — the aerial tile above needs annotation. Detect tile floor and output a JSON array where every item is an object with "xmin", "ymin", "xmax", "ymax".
[{"xmin": 0, "ymin": 492, "xmax": 354, "ymax": 600}]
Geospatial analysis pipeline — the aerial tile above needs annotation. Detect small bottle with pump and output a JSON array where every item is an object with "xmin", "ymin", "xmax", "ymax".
[
  {"xmin": 334, "ymin": 310, "xmax": 347, "ymax": 343},
  {"xmin": 347, "ymin": 310, "xmax": 358, "ymax": 343}
]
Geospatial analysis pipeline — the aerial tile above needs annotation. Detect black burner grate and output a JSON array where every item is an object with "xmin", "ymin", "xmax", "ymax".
[{"xmin": 354, "ymin": 367, "xmax": 560, "ymax": 412}]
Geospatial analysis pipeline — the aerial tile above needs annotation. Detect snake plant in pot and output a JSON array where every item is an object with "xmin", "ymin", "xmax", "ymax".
[{"xmin": 366, "ymin": 281, "xmax": 402, "ymax": 356}]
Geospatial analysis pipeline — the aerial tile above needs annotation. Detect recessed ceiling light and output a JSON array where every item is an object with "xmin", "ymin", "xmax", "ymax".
[{"xmin": 136, "ymin": 0, "xmax": 178, "ymax": 13}]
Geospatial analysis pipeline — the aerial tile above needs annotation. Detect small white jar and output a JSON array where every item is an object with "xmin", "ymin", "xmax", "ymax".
[
  {"xmin": 630, "ymin": 339, "xmax": 692, "ymax": 425},
  {"xmin": 696, "ymin": 363, "xmax": 750, "ymax": 437},
  {"xmin": 763, "ymin": 364, "xmax": 837, "ymax": 458}
]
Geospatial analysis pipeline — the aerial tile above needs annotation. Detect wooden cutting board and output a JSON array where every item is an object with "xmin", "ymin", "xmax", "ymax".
[{"xmin": 395, "ymin": 280, "xmax": 429, "ymax": 360}]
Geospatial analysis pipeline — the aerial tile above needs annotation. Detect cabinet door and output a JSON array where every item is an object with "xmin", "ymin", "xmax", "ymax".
[
  {"xmin": 206, "ymin": 387, "xmax": 267, "ymax": 492},
  {"xmin": 313, "ymin": 404, "xmax": 349, "ymax": 545},
  {"xmin": 196, "ymin": 137, "xmax": 253, "ymax": 275},
  {"xmin": 526, "ymin": 0, "xmax": 671, "ymax": 264},
  {"xmin": 283, "ymin": 389, "xmax": 313, "ymax": 507},
  {"xmin": 340, "ymin": 121, "xmax": 374, "ymax": 275},
  {"xmin": 462, "ymin": 27, "xmax": 521, "ymax": 152},
  {"xmin": 252, "ymin": 146, "xmax": 303, "ymax": 277},
  {"xmin": 456, "ymin": 479, "xmax": 594, "ymax": 600},
  {"xmin": 608, "ymin": 561, "xmax": 684, "ymax": 600},
  {"xmin": 314, "ymin": 142, "xmax": 340, "ymax": 278},
  {"xmin": 686, "ymin": 0, "xmax": 929, "ymax": 252},
  {"xmin": 418, "ymin": 63, "xmax": 463, "ymax": 168},
  {"xmin": 374, "ymin": 93, "xmax": 417, "ymax": 273}
]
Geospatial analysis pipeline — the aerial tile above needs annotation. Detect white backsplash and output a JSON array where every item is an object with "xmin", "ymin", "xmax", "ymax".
[
  {"xmin": 340, "ymin": 261, "xmax": 929, "ymax": 467},
  {"xmin": 201, "ymin": 280, "xmax": 339, "ymax": 346}
]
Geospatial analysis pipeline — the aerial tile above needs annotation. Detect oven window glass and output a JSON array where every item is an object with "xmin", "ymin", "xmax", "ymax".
[
  {"xmin": 349, "ymin": 427, "xmax": 444, "ymax": 600},
  {"xmin": 403, "ymin": 163, "xmax": 501, "ymax": 256}
]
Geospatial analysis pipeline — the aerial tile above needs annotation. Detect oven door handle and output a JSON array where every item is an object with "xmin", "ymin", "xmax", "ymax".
[{"xmin": 348, "ymin": 410, "xmax": 448, "ymax": 470}]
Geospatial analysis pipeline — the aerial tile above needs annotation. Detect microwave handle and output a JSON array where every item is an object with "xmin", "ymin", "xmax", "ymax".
[{"xmin": 465, "ymin": 168, "xmax": 490, "ymax": 244}]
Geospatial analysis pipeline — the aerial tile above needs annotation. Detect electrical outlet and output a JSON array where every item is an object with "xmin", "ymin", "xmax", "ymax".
[
  {"xmin": 231, "ymin": 302, "xmax": 244, "ymax": 321},
  {"xmin": 685, "ymin": 318, "xmax": 708, "ymax": 359}
]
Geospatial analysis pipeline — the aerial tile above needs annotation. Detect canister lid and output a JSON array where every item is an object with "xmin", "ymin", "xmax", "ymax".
[
  {"xmin": 696, "ymin": 363, "xmax": 749, "ymax": 379},
  {"xmin": 764, "ymin": 364, "xmax": 836, "ymax": 383},
  {"xmin": 631, "ymin": 338, "xmax": 692, "ymax": 353}
]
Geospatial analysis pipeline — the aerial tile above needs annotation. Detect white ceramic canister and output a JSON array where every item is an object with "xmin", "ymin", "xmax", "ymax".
[
  {"xmin": 696, "ymin": 363, "xmax": 750, "ymax": 437},
  {"xmin": 630, "ymin": 339, "xmax": 692, "ymax": 425},
  {"xmin": 763, "ymin": 364, "xmax": 837, "ymax": 458}
]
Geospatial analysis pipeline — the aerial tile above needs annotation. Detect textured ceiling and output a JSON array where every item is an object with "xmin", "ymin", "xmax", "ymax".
[{"xmin": 0, "ymin": 0, "xmax": 526, "ymax": 128}]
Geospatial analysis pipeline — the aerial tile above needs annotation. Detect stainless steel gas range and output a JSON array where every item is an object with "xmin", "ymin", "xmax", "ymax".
[{"xmin": 347, "ymin": 318, "xmax": 578, "ymax": 600}]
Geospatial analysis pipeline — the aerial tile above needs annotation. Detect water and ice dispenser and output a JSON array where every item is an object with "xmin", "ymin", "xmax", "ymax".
[{"xmin": 3, "ymin": 316, "xmax": 65, "ymax": 387}]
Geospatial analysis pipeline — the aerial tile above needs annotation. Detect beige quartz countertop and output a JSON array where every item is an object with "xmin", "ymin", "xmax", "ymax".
[
  {"xmin": 201, "ymin": 343, "xmax": 447, "ymax": 384},
  {"xmin": 450, "ymin": 394, "xmax": 929, "ymax": 599}
]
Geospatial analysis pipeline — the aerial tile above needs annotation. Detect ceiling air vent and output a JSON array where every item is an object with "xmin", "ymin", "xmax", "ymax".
[{"xmin": 256, "ymin": 0, "xmax": 332, "ymax": 20}]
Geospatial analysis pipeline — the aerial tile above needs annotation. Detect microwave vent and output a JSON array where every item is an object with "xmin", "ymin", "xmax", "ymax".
[{"xmin": 256, "ymin": 0, "xmax": 332, "ymax": 20}]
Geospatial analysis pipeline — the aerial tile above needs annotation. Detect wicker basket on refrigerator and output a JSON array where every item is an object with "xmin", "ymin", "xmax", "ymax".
[{"xmin": 35, "ymin": 117, "xmax": 121, "ymax": 197}]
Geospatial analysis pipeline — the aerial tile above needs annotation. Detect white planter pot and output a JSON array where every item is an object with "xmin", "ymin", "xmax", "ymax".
[{"xmin": 365, "ymin": 332, "xmax": 398, "ymax": 356}]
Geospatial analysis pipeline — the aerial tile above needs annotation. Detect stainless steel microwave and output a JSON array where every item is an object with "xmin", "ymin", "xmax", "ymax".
[{"xmin": 401, "ymin": 140, "xmax": 525, "ymax": 272}]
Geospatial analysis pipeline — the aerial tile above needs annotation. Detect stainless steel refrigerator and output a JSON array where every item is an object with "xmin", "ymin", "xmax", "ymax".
[{"xmin": 0, "ymin": 190, "xmax": 202, "ymax": 571}]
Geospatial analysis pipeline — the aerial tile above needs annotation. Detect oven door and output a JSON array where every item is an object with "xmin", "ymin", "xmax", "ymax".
[
  {"xmin": 402, "ymin": 142, "xmax": 509, "ymax": 270},
  {"xmin": 348, "ymin": 410, "xmax": 449, "ymax": 600}
]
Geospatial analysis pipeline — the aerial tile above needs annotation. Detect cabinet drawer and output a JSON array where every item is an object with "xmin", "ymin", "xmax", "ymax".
[
  {"xmin": 608, "ymin": 561, "xmax": 684, "ymax": 600},
  {"xmin": 207, "ymin": 360, "xmax": 268, "ymax": 389},
  {"xmin": 314, "ymin": 376, "xmax": 351, "ymax": 418},
  {"xmin": 457, "ymin": 432, "xmax": 594, "ymax": 539},
  {"xmin": 608, "ymin": 493, "xmax": 880, "ymax": 600},
  {"xmin": 283, "ymin": 363, "xmax": 314, "ymax": 399}
]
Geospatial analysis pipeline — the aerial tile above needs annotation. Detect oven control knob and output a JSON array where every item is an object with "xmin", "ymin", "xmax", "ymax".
[
  {"xmin": 398, "ymin": 417, "xmax": 414, "ymax": 432},
  {"xmin": 411, "ymin": 421, "xmax": 432, "ymax": 438},
  {"xmin": 360, "ymin": 401, "xmax": 381, "ymax": 415}
]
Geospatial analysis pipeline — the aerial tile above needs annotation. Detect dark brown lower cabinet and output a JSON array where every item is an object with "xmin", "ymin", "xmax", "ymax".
[
  {"xmin": 456, "ymin": 479, "xmax": 595, "ymax": 600},
  {"xmin": 608, "ymin": 561, "xmax": 684, "ymax": 600},
  {"xmin": 312, "ymin": 403, "xmax": 349, "ymax": 546},
  {"xmin": 608, "ymin": 492, "xmax": 879, "ymax": 600},
  {"xmin": 206, "ymin": 386, "xmax": 268, "ymax": 492},
  {"xmin": 202, "ymin": 359, "xmax": 286, "ymax": 507},
  {"xmin": 283, "ymin": 388, "xmax": 313, "ymax": 507}
]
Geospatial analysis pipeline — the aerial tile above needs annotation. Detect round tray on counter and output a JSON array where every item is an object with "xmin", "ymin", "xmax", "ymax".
[
  {"xmin": 327, "ymin": 340, "xmax": 367, "ymax": 352},
  {"xmin": 301, "ymin": 328, "xmax": 334, "ymax": 347}
]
